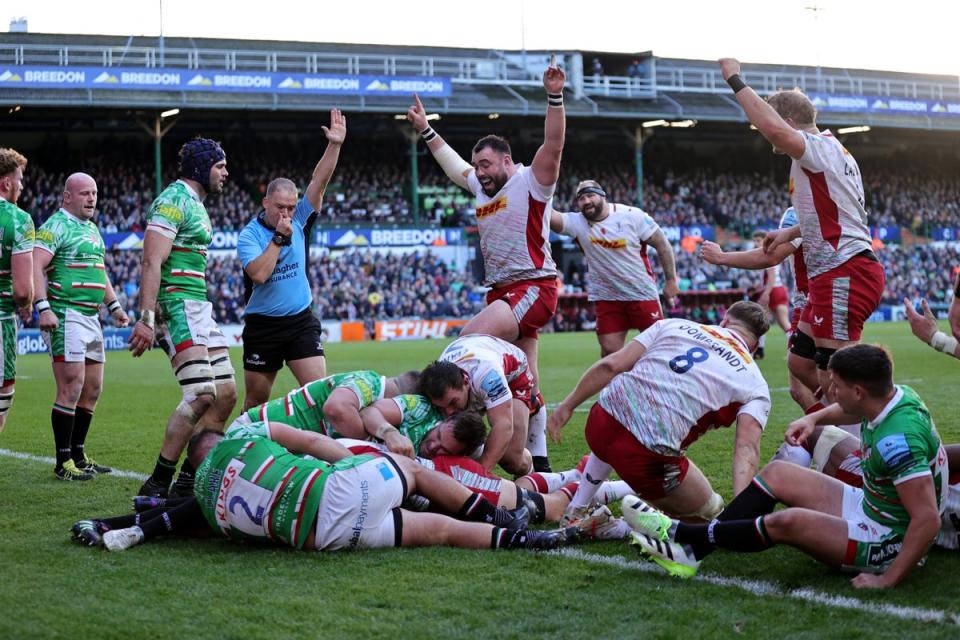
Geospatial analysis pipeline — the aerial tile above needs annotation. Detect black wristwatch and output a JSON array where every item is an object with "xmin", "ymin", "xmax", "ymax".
[{"xmin": 272, "ymin": 231, "xmax": 291, "ymax": 247}]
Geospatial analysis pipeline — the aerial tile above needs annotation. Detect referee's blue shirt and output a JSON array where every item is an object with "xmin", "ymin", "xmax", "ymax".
[{"xmin": 237, "ymin": 196, "xmax": 313, "ymax": 317}]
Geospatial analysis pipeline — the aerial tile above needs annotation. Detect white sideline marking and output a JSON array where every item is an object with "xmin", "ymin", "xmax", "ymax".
[
  {"xmin": 555, "ymin": 548, "xmax": 960, "ymax": 626},
  {"xmin": 0, "ymin": 448, "xmax": 148, "ymax": 481}
]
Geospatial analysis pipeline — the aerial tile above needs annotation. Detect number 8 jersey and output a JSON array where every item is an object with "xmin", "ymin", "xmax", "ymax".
[{"xmin": 598, "ymin": 319, "xmax": 771, "ymax": 456}]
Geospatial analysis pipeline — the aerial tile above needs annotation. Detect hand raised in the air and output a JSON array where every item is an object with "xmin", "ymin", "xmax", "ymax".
[
  {"xmin": 406, "ymin": 94, "xmax": 429, "ymax": 133},
  {"xmin": 700, "ymin": 241, "xmax": 725, "ymax": 265},
  {"xmin": 322, "ymin": 108, "xmax": 347, "ymax": 146},
  {"xmin": 718, "ymin": 58, "xmax": 741, "ymax": 81},
  {"xmin": 543, "ymin": 62, "xmax": 566, "ymax": 94}
]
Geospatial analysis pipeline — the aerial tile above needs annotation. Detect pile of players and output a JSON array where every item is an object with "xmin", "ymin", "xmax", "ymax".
[{"xmin": 2, "ymin": 58, "xmax": 955, "ymax": 586}]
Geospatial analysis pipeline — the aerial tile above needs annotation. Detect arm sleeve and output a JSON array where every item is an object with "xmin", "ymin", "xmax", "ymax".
[
  {"xmin": 634, "ymin": 209, "xmax": 659, "ymax": 243},
  {"xmin": 293, "ymin": 196, "xmax": 314, "ymax": 227},
  {"xmin": 558, "ymin": 212, "xmax": 580, "ymax": 237},
  {"xmin": 633, "ymin": 319, "xmax": 665, "ymax": 351},
  {"xmin": 737, "ymin": 385, "xmax": 772, "ymax": 430},
  {"xmin": 33, "ymin": 220, "xmax": 59, "ymax": 256},
  {"xmin": 878, "ymin": 431, "xmax": 935, "ymax": 485},
  {"xmin": 144, "ymin": 198, "xmax": 181, "ymax": 240},
  {"xmin": 798, "ymin": 131, "xmax": 839, "ymax": 173},
  {"xmin": 13, "ymin": 210, "xmax": 35, "ymax": 254},
  {"xmin": 478, "ymin": 368, "xmax": 513, "ymax": 411},
  {"xmin": 523, "ymin": 165, "xmax": 555, "ymax": 202},
  {"xmin": 237, "ymin": 225, "xmax": 268, "ymax": 269}
]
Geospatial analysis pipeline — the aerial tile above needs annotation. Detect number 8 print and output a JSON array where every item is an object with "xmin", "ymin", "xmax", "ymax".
[{"xmin": 669, "ymin": 347, "xmax": 709, "ymax": 374}]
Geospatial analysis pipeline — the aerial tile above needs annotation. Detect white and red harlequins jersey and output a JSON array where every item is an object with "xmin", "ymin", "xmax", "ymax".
[
  {"xmin": 789, "ymin": 130, "xmax": 872, "ymax": 278},
  {"xmin": 557, "ymin": 203, "xmax": 661, "ymax": 302},
  {"xmin": 598, "ymin": 319, "xmax": 771, "ymax": 456},
  {"xmin": 439, "ymin": 334, "xmax": 528, "ymax": 413},
  {"xmin": 468, "ymin": 164, "xmax": 558, "ymax": 286}
]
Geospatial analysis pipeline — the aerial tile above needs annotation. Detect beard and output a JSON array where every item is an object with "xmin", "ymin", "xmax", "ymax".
[{"xmin": 480, "ymin": 171, "xmax": 508, "ymax": 196}]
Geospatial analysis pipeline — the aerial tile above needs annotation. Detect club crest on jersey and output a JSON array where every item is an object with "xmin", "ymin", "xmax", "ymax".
[{"xmin": 475, "ymin": 197, "xmax": 507, "ymax": 219}]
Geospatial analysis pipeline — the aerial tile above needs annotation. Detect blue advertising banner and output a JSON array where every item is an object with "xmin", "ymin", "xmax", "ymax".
[
  {"xmin": 18, "ymin": 327, "xmax": 133, "ymax": 355},
  {"xmin": 314, "ymin": 227, "xmax": 466, "ymax": 247},
  {"xmin": 808, "ymin": 93, "xmax": 960, "ymax": 118},
  {"xmin": 930, "ymin": 228, "xmax": 960, "ymax": 242},
  {"xmin": 0, "ymin": 65, "xmax": 452, "ymax": 97},
  {"xmin": 872, "ymin": 226, "xmax": 900, "ymax": 243}
]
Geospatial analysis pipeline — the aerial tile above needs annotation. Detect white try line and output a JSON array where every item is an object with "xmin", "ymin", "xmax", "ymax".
[
  {"xmin": 0, "ymin": 448, "xmax": 148, "ymax": 481},
  {"xmin": 555, "ymin": 548, "xmax": 960, "ymax": 626}
]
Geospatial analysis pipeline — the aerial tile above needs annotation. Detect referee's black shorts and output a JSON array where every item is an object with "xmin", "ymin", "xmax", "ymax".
[{"xmin": 242, "ymin": 308, "xmax": 324, "ymax": 373}]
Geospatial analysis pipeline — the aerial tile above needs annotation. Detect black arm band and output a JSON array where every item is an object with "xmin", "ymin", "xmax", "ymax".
[
  {"xmin": 547, "ymin": 92, "xmax": 564, "ymax": 107},
  {"xmin": 420, "ymin": 127, "xmax": 438, "ymax": 143},
  {"xmin": 726, "ymin": 74, "xmax": 748, "ymax": 94}
]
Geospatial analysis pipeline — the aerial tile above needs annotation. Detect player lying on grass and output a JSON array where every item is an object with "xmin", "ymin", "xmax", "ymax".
[
  {"xmin": 627, "ymin": 344, "xmax": 946, "ymax": 589},
  {"xmin": 222, "ymin": 369, "xmax": 420, "ymax": 449},
  {"xmin": 73, "ymin": 420, "xmax": 578, "ymax": 552}
]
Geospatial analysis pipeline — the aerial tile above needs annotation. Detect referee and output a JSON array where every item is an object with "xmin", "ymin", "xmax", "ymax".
[{"xmin": 237, "ymin": 109, "xmax": 345, "ymax": 410}]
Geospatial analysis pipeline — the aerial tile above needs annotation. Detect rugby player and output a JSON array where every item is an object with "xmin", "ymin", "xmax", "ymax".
[
  {"xmin": 0, "ymin": 148, "xmax": 35, "ymax": 432},
  {"xmin": 549, "ymin": 179, "xmax": 679, "ymax": 357},
  {"xmin": 718, "ymin": 58, "xmax": 885, "ymax": 399},
  {"xmin": 129, "ymin": 138, "xmax": 238, "ymax": 498},
  {"xmin": 548, "ymin": 301, "xmax": 772, "ymax": 525},
  {"xmin": 72, "ymin": 420, "xmax": 575, "ymax": 553},
  {"xmin": 33, "ymin": 173, "xmax": 129, "ymax": 480},
  {"xmin": 407, "ymin": 61, "xmax": 567, "ymax": 473},
  {"xmin": 233, "ymin": 369, "xmax": 421, "ymax": 456},
  {"xmin": 701, "ymin": 207, "xmax": 818, "ymax": 411},
  {"xmin": 419, "ymin": 334, "xmax": 539, "ymax": 474},
  {"xmin": 630, "ymin": 344, "xmax": 946, "ymax": 589},
  {"xmin": 238, "ymin": 109, "xmax": 346, "ymax": 410}
]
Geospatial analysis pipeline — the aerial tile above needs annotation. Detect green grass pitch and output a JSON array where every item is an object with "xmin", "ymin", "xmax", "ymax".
[{"xmin": 1, "ymin": 322, "xmax": 958, "ymax": 638}]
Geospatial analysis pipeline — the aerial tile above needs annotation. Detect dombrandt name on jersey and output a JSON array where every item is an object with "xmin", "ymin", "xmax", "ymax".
[{"xmin": 676, "ymin": 324, "xmax": 750, "ymax": 373}]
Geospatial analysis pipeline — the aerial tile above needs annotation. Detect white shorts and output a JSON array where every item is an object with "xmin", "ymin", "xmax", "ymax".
[
  {"xmin": 227, "ymin": 414, "xmax": 252, "ymax": 431},
  {"xmin": 840, "ymin": 484, "xmax": 902, "ymax": 573},
  {"xmin": 314, "ymin": 455, "xmax": 406, "ymax": 551},
  {"xmin": 42, "ymin": 308, "xmax": 105, "ymax": 363},
  {"xmin": 157, "ymin": 298, "xmax": 229, "ymax": 358}
]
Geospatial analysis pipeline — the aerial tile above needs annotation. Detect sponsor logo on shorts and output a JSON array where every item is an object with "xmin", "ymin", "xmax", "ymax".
[
  {"xmin": 246, "ymin": 353, "xmax": 266, "ymax": 366},
  {"xmin": 866, "ymin": 539, "xmax": 901, "ymax": 566},
  {"xmin": 348, "ymin": 479, "xmax": 371, "ymax": 549}
]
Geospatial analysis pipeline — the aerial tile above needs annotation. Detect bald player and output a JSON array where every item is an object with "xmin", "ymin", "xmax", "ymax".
[
  {"xmin": 406, "ymin": 61, "xmax": 566, "ymax": 473},
  {"xmin": 550, "ymin": 179, "xmax": 678, "ymax": 357},
  {"xmin": 0, "ymin": 148, "xmax": 35, "ymax": 433},
  {"xmin": 34, "ymin": 173, "xmax": 130, "ymax": 480}
]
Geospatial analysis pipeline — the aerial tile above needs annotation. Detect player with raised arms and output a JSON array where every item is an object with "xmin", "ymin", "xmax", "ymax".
[{"xmin": 406, "ymin": 59, "xmax": 567, "ymax": 474}]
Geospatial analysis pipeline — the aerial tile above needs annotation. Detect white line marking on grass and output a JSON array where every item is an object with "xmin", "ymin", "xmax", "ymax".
[
  {"xmin": 770, "ymin": 378, "xmax": 924, "ymax": 394},
  {"xmin": 0, "ymin": 448, "xmax": 148, "ymax": 481},
  {"xmin": 555, "ymin": 549, "xmax": 960, "ymax": 626}
]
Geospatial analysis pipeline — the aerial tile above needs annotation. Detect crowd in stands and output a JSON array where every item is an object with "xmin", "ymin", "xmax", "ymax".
[{"xmin": 16, "ymin": 137, "xmax": 960, "ymax": 233}]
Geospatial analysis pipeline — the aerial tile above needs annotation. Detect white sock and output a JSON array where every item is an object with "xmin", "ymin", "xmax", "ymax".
[
  {"xmin": 771, "ymin": 442, "xmax": 812, "ymax": 467},
  {"xmin": 520, "ymin": 470, "xmax": 578, "ymax": 493},
  {"xmin": 596, "ymin": 480, "xmax": 633, "ymax": 505},
  {"xmin": 526, "ymin": 405, "xmax": 548, "ymax": 457},
  {"xmin": 569, "ymin": 455, "xmax": 611, "ymax": 509}
]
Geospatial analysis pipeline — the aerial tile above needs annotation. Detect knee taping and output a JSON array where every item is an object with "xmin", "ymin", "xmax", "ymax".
[
  {"xmin": 813, "ymin": 346, "xmax": 837, "ymax": 371},
  {"xmin": 788, "ymin": 329, "xmax": 816, "ymax": 360},
  {"xmin": 812, "ymin": 425, "xmax": 852, "ymax": 472},
  {"xmin": 175, "ymin": 358, "xmax": 216, "ymax": 399},
  {"xmin": 210, "ymin": 352, "xmax": 235, "ymax": 385},
  {"xmin": 0, "ymin": 389, "xmax": 14, "ymax": 415},
  {"xmin": 675, "ymin": 492, "xmax": 724, "ymax": 521},
  {"xmin": 174, "ymin": 399, "xmax": 200, "ymax": 424}
]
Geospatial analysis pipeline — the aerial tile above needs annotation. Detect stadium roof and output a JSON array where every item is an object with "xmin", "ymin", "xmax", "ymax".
[{"xmin": 2, "ymin": 33, "xmax": 959, "ymax": 131}]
